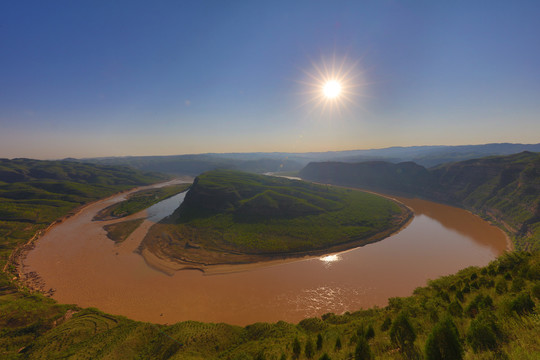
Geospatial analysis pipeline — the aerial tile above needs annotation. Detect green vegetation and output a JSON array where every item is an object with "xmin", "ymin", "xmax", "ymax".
[
  {"xmin": 94, "ymin": 183, "xmax": 191, "ymax": 220},
  {"xmin": 425, "ymin": 317, "xmax": 463, "ymax": 359},
  {"xmin": 142, "ymin": 170, "xmax": 409, "ymax": 266},
  {"xmin": 0, "ymin": 158, "xmax": 168, "ymax": 273},
  {"xmin": 85, "ymin": 153, "xmax": 303, "ymax": 176},
  {"xmin": 300, "ymin": 151, "xmax": 540, "ymax": 251},
  {"xmin": 103, "ymin": 219, "xmax": 145, "ymax": 243},
  {"xmin": 0, "ymin": 155, "xmax": 539, "ymax": 359},
  {"xmin": 0, "ymin": 158, "xmax": 171, "ymax": 358},
  {"xmin": 1, "ymin": 251, "xmax": 538, "ymax": 359},
  {"xmin": 431, "ymin": 152, "xmax": 540, "ymax": 252}
]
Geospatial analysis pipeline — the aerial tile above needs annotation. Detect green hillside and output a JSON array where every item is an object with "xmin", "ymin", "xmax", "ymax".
[
  {"xmin": 300, "ymin": 152, "xmax": 540, "ymax": 251},
  {"xmin": 0, "ymin": 157, "xmax": 539, "ymax": 359},
  {"xmin": 430, "ymin": 152, "xmax": 540, "ymax": 251},
  {"xmin": 0, "ymin": 159, "xmax": 169, "ymax": 272},
  {"xmin": 2, "ymin": 250, "xmax": 538, "ymax": 359},
  {"xmin": 140, "ymin": 170, "xmax": 409, "ymax": 267}
]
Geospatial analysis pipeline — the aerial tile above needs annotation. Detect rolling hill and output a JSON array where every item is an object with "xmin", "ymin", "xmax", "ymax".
[
  {"xmin": 140, "ymin": 170, "xmax": 410, "ymax": 270},
  {"xmin": 0, "ymin": 156, "xmax": 538, "ymax": 359},
  {"xmin": 300, "ymin": 151, "xmax": 540, "ymax": 251}
]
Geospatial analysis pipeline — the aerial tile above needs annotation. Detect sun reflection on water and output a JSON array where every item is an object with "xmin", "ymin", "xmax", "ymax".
[{"xmin": 319, "ymin": 254, "xmax": 341, "ymax": 265}]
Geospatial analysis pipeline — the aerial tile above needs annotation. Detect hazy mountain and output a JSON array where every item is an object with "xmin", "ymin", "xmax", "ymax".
[{"xmin": 75, "ymin": 143, "xmax": 540, "ymax": 175}]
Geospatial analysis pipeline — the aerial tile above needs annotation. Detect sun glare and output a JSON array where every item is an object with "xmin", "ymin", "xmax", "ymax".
[
  {"xmin": 323, "ymin": 80, "xmax": 342, "ymax": 98},
  {"xmin": 298, "ymin": 54, "xmax": 365, "ymax": 116}
]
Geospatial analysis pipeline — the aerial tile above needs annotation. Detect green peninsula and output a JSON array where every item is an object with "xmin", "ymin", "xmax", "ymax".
[{"xmin": 141, "ymin": 170, "xmax": 411, "ymax": 270}]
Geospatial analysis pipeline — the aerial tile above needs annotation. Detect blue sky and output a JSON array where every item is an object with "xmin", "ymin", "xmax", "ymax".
[{"xmin": 1, "ymin": 1, "xmax": 539, "ymax": 159}]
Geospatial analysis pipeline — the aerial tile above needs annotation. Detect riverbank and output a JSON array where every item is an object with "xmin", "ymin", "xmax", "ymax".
[
  {"xmin": 138, "ymin": 170, "xmax": 414, "ymax": 274},
  {"xmin": 21, "ymin": 174, "xmax": 507, "ymax": 325},
  {"xmin": 140, "ymin": 202, "xmax": 413, "ymax": 275},
  {"xmin": 16, "ymin": 177, "xmax": 193, "ymax": 294}
]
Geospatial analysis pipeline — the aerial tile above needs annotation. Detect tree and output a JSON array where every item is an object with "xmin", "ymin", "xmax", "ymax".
[
  {"xmin": 335, "ymin": 336, "xmax": 342, "ymax": 351},
  {"xmin": 448, "ymin": 301, "xmax": 463, "ymax": 317},
  {"xmin": 292, "ymin": 338, "xmax": 301, "ymax": 359},
  {"xmin": 495, "ymin": 278, "xmax": 508, "ymax": 295},
  {"xmin": 305, "ymin": 338, "xmax": 315, "ymax": 359},
  {"xmin": 354, "ymin": 336, "xmax": 372, "ymax": 360},
  {"xmin": 381, "ymin": 317, "xmax": 392, "ymax": 331},
  {"xmin": 316, "ymin": 333, "xmax": 323, "ymax": 351},
  {"xmin": 466, "ymin": 313, "xmax": 503, "ymax": 352},
  {"xmin": 509, "ymin": 293, "xmax": 535, "ymax": 315},
  {"xmin": 319, "ymin": 354, "xmax": 331, "ymax": 360},
  {"xmin": 365, "ymin": 324, "xmax": 375, "ymax": 340},
  {"xmin": 254, "ymin": 350, "xmax": 267, "ymax": 360},
  {"xmin": 425, "ymin": 317, "xmax": 463, "ymax": 360},
  {"xmin": 390, "ymin": 312, "xmax": 416, "ymax": 352}
]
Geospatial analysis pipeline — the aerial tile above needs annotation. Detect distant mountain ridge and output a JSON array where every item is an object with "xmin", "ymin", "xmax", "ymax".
[
  {"xmin": 300, "ymin": 151, "xmax": 540, "ymax": 251},
  {"xmin": 74, "ymin": 143, "xmax": 540, "ymax": 175}
]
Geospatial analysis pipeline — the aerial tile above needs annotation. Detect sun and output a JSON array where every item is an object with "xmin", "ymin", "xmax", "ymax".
[
  {"xmin": 298, "ymin": 54, "xmax": 365, "ymax": 116},
  {"xmin": 323, "ymin": 80, "xmax": 342, "ymax": 99}
]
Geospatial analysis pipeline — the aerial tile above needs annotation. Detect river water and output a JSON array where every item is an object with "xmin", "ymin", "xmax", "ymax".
[{"xmin": 24, "ymin": 182, "xmax": 508, "ymax": 326}]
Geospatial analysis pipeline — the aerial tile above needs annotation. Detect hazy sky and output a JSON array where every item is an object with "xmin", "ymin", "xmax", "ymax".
[{"xmin": 1, "ymin": 1, "xmax": 539, "ymax": 159}]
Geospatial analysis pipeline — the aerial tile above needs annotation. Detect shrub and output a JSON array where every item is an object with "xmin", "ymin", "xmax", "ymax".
[
  {"xmin": 466, "ymin": 313, "xmax": 503, "ymax": 352},
  {"xmin": 319, "ymin": 354, "xmax": 331, "ymax": 360},
  {"xmin": 380, "ymin": 317, "xmax": 392, "ymax": 331},
  {"xmin": 390, "ymin": 312, "xmax": 416, "ymax": 352},
  {"xmin": 510, "ymin": 277, "xmax": 526, "ymax": 292},
  {"xmin": 495, "ymin": 278, "xmax": 508, "ymax": 294},
  {"xmin": 425, "ymin": 317, "xmax": 463, "ymax": 360},
  {"xmin": 292, "ymin": 338, "xmax": 301, "ymax": 359},
  {"xmin": 455, "ymin": 290, "xmax": 464, "ymax": 302},
  {"xmin": 316, "ymin": 333, "xmax": 323, "ymax": 351},
  {"xmin": 335, "ymin": 337, "xmax": 342, "ymax": 351},
  {"xmin": 354, "ymin": 336, "xmax": 372, "ymax": 360},
  {"xmin": 526, "ymin": 262, "xmax": 540, "ymax": 280},
  {"xmin": 509, "ymin": 293, "xmax": 535, "ymax": 315},
  {"xmin": 439, "ymin": 291, "xmax": 450, "ymax": 302},
  {"xmin": 305, "ymin": 338, "xmax": 315, "ymax": 359},
  {"xmin": 465, "ymin": 294, "xmax": 493, "ymax": 318},
  {"xmin": 245, "ymin": 322, "xmax": 272, "ymax": 340},
  {"xmin": 299, "ymin": 317, "xmax": 327, "ymax": 332},
  {"xmin": 365, "ymin": 324, "xmax": 375, "ymax": 340},
  {"xmin": 448, "ymin": 301, "xmax": 463, "ymax": 317},
  {"xmin": 532, "ymin": 283, "xmax": 540, "ymax": 300}
]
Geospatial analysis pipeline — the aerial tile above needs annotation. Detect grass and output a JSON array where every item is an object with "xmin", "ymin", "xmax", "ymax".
[
  {"xmin": 103, "ymin": 219, "xmax": 145, "ymax": 243},
  {"xmin": 93, "ymin": 184, "xmax": 191, "ymax": 220},
  {"xmin": 142, "ymin": 170, "xmax": 409, "ymax": 264}
]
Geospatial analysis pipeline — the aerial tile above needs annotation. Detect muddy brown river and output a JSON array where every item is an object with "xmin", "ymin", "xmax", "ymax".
[{"xmin": 24, "ymin": 180, "xmax": 508, "ymax": 326}]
